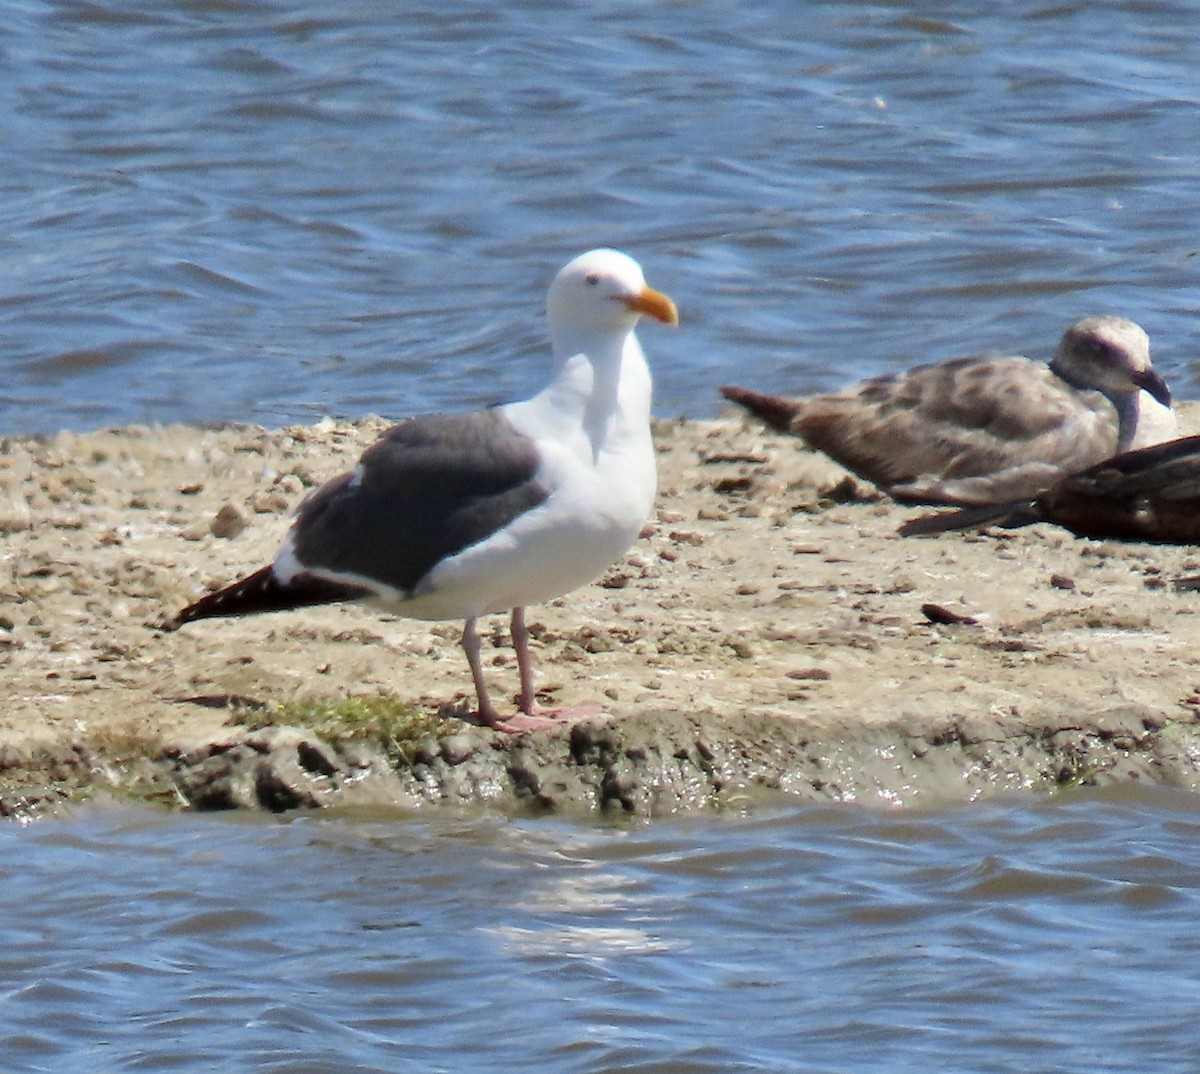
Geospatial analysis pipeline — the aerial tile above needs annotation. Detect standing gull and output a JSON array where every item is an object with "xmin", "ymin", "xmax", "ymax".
[
  {"xmin": 173, "ymin": 249, "xmax": 678, "ymax": 731},
  {"xmin": 721, "ymin": 316, "xmax": 1176, "ymax": 505}
]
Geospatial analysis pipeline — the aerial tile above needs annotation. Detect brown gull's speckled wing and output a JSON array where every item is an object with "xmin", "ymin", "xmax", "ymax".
[{"xmin": 723, "ymin": 355, "xmax": 1119, "ymax": 505}]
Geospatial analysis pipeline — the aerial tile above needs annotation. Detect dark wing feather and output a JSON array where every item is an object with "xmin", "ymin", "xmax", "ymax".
[
  {"xmin": 1036, "ymin": 434, "xmax": 1200, "ymax": 543},
  {"xmin": 897, "ymin": 501, "xmax": 1040, "ymax": 537},
  {"xmin": 173, "ymin": 564, "xmax": 372, "ymax": 625},
  {"xmin": 291, "ymin": 409, "xmax": 550, "ymax": 593},
  {"xmin": 900, "ymin": 435, "xmax": 1200, "ymax": 543}
]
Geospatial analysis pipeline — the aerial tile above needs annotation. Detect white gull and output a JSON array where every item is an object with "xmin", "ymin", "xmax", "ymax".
[{"xmin": 174, "ymin": 248, "xmax": 678, "ymax": 731}]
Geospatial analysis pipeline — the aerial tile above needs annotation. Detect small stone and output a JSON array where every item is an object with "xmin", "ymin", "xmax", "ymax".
[
  {"xmin": 921, "ymin": 603, "xmax": 979, "ymax": 626},
  {"xmin": 250, "ymin": 490, "xmax": 292, "ymax": 514},
  {"xmin": 211, "ymin": 503, "xmax": 249, "ymax": 539},
  {"xmin": 725, "ymin": 638, "xmax": 754, "ymax": 659},
  {"xmin": 413, "ymin": 736, "xmax": 441, "ymax": 765},
  {"xmin": 571, "ymin": 627, "xmax": 616, "ymax": 654},
  {"xmin": 440, "ymin": 734, "xmax": 477, "ymax": 765},
  {"xmin": 0, "ymin": 505, "xmax": 32, "ymax": 533},
  {"xmin": 712, "ymin": 475, "xmax": 754, "ymax": 494},
  {"xmin": 668, "ymin": 529, "xmax": 705, "ymax": 546},
  {"xmin": 787, "ymin": 667, "xmax": 832, "ymax": 681}
]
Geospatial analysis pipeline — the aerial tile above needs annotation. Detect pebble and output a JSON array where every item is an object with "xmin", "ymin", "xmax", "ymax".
[
  {"xmin": 440, "ymin": 734, "xmax": 478, "ymax": 765},
  {"xmin": 787, "ymin": 667, "xmax": 832, "ymax": 681},
  {"xmin": 725, "ymin": 637, "xmax": 754, "ymax": 659},
  {"xmin": 211, "ymin": 503, "xmax": 250, "ymax": 539}
]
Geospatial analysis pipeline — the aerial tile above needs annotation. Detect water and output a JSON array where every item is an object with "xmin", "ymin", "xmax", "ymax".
[
  {"xmin": 3, "ymin": 0, "xmax": 1199, "ymax": 434},
  {"xmin": 7, "ymin": 4, "xmax": 1200, "ymax": 1068},
  {"xmin": 1, "ymin": 787, "xmax": 1199, "ymax": 1072}
]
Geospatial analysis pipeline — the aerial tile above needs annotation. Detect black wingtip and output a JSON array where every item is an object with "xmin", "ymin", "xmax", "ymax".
[
  {"xmin": 173, "ymin": 565, "xmax": 372, "ymax": 625},
  {"xmin": 174, "ymin": 564, "xmax": 279, "ymax": 625}
]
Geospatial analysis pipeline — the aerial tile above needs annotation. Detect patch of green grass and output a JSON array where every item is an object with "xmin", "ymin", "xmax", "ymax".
[{"xmin": 232, "ymin": 694, "xmax": 446, "ymax": 762}]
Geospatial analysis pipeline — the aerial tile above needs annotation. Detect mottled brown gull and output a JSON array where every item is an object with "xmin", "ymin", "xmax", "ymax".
[
  {"xmin": 172, "ymin": 249, "xmax": 678, "ymax": 731},
  {"xmin": 721, "ymin": 316, "xmax": 1176, "ymax": 506}
]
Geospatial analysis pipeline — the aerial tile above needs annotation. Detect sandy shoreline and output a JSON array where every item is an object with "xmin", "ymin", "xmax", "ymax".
[{"xmin": 5, "ymin": 408, "xmax": 1200, "ymax": 818}]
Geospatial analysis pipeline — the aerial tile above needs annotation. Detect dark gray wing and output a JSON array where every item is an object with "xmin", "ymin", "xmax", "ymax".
[{"xmin": 291, "ymin": 409, "xmax": 550, "ymax": 593}]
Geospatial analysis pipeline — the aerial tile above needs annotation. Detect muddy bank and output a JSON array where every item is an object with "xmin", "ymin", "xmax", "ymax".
[
  {"xmin": 159, "ymin": 704, "xmax": 1200, "ymax": 816},
  {"xmin": 5, "ymin": 410, "xmax": 1200, "ymax": 818}
]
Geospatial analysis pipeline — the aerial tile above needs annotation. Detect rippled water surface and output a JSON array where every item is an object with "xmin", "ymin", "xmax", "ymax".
[
  {"xmin": 3, "ymin": 0, "xmax": 1200, "ymax": 433},
  {"xmin": 3, "ymin": 788, "xmax": 1200, "ymax": 1072},
  {"xmin": 7, "ymin": 6, "xmax": 1200, "ymax": 1070}
]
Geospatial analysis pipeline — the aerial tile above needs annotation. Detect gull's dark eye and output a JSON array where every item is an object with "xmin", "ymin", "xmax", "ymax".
[{"xmin": 585, "ymin": 273, "xmax": 601, "ymax": 286}]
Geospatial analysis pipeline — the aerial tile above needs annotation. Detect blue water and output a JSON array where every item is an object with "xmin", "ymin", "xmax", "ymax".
[
  {"xmin": 3, "ymin": 788, "xmax": 1200, "ymax": 1073},
  {"xmin": 3, "ymin": 0, "xmax": 1199, "ymax": 434},
  {"xmin": 7, "ymin": 4, "xmax": 1200, "ymax": 1069}
]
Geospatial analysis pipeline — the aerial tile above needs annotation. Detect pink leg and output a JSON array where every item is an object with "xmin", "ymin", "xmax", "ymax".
[
  {"xmin": 460, "ymin": 616, "xmax": 504, "ymax": 728},
  {"xmin": 511, "ymin": 606, "xmax": 537, "ymax": 714},
  {"xmin": 505, "ymin": 606, "xmax": 604, "ymax": 730},
  {"xmin": 457, "ymin": 611, "xmax": 605, "ymax": 734}
]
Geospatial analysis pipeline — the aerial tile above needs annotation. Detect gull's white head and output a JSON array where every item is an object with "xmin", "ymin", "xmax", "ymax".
[
  {"xmin": 546, "ymin": 248, "xmax": 678, "ymax": 339},
  {"xmin": 1054, "ymin": 315, "xmax": 1170, "ymax": 405}
]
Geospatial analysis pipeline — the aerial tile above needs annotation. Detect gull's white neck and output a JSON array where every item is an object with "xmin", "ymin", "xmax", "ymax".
[
  {"xmin": 504, "ymin": 323, "xmax": 653, "ymax": 463},
  {"xmin": 1115, "ymin": 390, "xmax": 1177, "ymax": 452}
]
